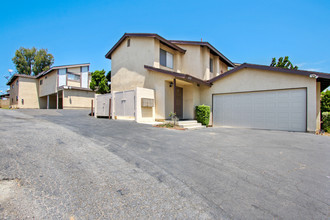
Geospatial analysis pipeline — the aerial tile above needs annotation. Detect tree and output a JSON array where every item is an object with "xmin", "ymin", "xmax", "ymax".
[
  {"xmin": 12, "ymin": 47, "xmax": 54, "ymax": 76},
  {"xmin": 270, "ymin": 56, "xmax": 298, "ymax": 70},
  {"xmin": 33, "ymin": 49, "xmax": 54, "ymax": 74},
  {"xmin": 106, "ymin": 71, "xmax": 111, "ymax": 91},
  {"xmin": 90, "ymin": 70, "xmax": 109, "ymax": 94},
  {"xmin": 321, "ymin": 90, "xmax": 330, "ymax": 112}
]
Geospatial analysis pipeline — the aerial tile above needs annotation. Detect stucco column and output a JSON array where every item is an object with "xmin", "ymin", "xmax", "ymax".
[
  {"xmin": 173, "ymin": 78, "xmax": 176, "ymax": 114},
  {"xmin": 47, "ymin": 95, "xmax": 49, "ymax": 109},
  {"xmin": 62, "ymin": 90, "xmax": 64, "ymax": 109},
  {"xmin": 316, "ymin": 82, "xmax": 321, "ymax": 131}
]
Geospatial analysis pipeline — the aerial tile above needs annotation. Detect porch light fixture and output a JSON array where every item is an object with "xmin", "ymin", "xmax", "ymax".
[
  {"xmin": 309, "ymin": 74, "xmax": 318, "ymax": 79},
  {"xmin": 169, "ymin": 82, "xmax": 173, "ymax": 87}
]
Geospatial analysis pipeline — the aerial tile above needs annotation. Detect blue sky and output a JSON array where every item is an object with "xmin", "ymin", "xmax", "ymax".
[{"xmin": 1, "ymin": 0, "xmax": 329, "ymax": 93}]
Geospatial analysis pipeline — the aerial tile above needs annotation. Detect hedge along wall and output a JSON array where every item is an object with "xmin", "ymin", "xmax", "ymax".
[
  {"xmin": 322, "ymin": 112, "xmax": 330, "ymax": 132},
  {"xmin": 196, "ymin": 105, "xmax": 210, "ymax": 126}
]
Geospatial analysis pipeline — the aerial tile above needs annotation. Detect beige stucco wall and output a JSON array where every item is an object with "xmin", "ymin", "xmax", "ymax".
[
  {"xmin": 63, "ymin": 89, "xmax": 94, "ymax": 109},
  {"xmin": 39, "ymin": 70, "xmax": 57, "ymax": 97},
  {"xmin": 110, "ymin": 38, "xmax": 210, "ymax": 120},
  {"xmin": 171, "ymin": 44, "xmax": 229, "ymax": 80},
  {"xmin": 18, "ymin": 77, "xmax": 39, "ymax": 108},
  {"xmin": 200, "ymin": 68, "xmax": 319, "ymax": 132},
  {"xmin": 164, "ymin": 79, "xmax": 200, "ymax": 119},
  {"xmin": 67, "ymin": 80, "xmax": 81, "ymax": 87},
  {"xmin": 9, "ymin": 78, "xmax": 19, "ymax": 107},
  {"xmin": 135, "ymin": 87, "xmax": 155, "ymax": 122},
  {"xmin": 68, "ymin": 67, "xmax": 80, "ymax": 74},
  {"xmin": 145, "ymin": 71, "xmax": 173, "ymax": 119},
  {"xmin": 111, "ymin": 37, "xmax": 156, "ymax": 92}
]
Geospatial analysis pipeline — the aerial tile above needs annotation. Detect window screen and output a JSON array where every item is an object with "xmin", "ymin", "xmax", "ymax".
[
  {"xmin": 210, "ymin": 58, "xmax": 213, "ymax": 73},
  {"xmin": 166, "ymin": 52, "xmax": 173, "ymax": 69},
  {"xmin": 160, "ymin": 49, "xmax": 166, "ymax": 66},
  {"xmin": 160, "ymin": 49, "xmax": 173, "ymax": 69}
]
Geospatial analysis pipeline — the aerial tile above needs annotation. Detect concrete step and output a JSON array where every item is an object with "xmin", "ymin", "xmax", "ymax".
[
  {"xmin": 177, "ymin": 120, "xmax": 198, "ymax": 125},
  {"xmin": 178, "ymin": 122, "xmax": 202, "ymax": 128},
  {"xmin": 185, "ymin": 125, "xmax": 206, "ymax": 130},
  {"xmin": 178, "ymin": 121, "xmax": 206, "ymax": 130},
  {"xmin": 164, "ymin": 120, "xmax": 206, "ymax": 130}
]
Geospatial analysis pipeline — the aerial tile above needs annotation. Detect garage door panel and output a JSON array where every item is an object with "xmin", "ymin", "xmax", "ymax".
[{"xmin": 213, "ymin": 88, "xmax": 306, "ymax": 132}]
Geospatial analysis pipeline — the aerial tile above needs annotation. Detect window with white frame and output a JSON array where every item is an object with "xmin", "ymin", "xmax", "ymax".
[
  {"xmin": 210, "ymin": 58, "xmax": 214, "ymax": 73},
  {"xmin": 67, "ymin": 73, "xmax": 80, "ymax": 81},
  {"xmin": 160, "ymin": 49, "xmax": 173, "ymax": 69}
]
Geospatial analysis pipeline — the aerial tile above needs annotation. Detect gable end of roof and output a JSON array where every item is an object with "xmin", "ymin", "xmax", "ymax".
[{"xmin": 105, "ymin": 33, "xmax": 186, "ymax": 59}]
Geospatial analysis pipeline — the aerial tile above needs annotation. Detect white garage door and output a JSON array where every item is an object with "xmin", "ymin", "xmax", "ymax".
[{"xmin": 213, "ymin": 88, "xmax": 306, "ymax": 132}]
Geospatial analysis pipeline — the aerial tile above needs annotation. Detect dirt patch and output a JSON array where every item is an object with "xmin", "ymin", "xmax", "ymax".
[
  {"xmin": 153, "ymin": 123, "xmax": 185, "ymax": 130},
  {"xmin": 319, "ymin": 132, "xmax": 330, "ymax": 137}
]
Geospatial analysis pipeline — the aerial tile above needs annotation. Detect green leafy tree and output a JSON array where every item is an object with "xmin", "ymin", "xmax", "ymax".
[
  {"xmin": 90, "ymin": 70, "xmax": 109, "ymax": 94},
  {"xmin": 106, "ymin": 70, "xmax": 111, "ymax": 91},
  {"xmin": 321, "ymin": 90, "xmax": 330, "ymax": 112},
  {"xmin": 33, "ymin": 49, "xmax": 54, "ymax": 74},
  {"xmin": 12, "ymin": 47, "xmax": 54, "ymax": 75},
  {"xmin": 270, "ymin": 56, "xmax": 298, "ymax": 70}
]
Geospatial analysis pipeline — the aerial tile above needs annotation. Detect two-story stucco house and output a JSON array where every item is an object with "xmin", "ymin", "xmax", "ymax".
[
  {"xmin": 105, "ymin": 33, "xmax": 330, "ymax": 133},
  {"xmin": 7, "ymin": 63, "xmax": 95, "ymax": 109}
]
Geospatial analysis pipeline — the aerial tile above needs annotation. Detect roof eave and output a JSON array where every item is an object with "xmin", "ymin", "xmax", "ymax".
[
  {"xmin": 208, "ymin": 63, "xmax": 330, "ymax": 83},
  {"xmin": 144, "ymin": 65, "xmax": 211, "ymax": 87}
]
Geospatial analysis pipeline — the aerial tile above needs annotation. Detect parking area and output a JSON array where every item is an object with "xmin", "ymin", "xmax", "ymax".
[{"xmin": 1, "ymin": 109, "xmax": 329, "ymax": 219}]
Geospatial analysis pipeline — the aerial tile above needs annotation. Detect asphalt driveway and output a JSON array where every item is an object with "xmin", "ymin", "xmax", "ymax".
[{"xmin": 0, "ymin": 109, "xmax": 329, "ymax": 219}]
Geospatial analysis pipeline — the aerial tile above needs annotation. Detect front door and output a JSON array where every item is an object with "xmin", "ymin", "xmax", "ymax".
[{"xmin": 175, "ymin": 87, "xmax": 183, "ymax": 119}]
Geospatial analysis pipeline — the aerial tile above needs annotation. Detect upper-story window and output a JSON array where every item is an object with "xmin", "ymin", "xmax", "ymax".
[
  {"xmin": 160, "ymin": 49, "xmax": 173, "ymax": 69},
  {"xmin": 68, "ymin": 73, "xmax": 80, "ymax": 81},
  {"xmin": 16, "ymin": 80, "xmax": 19, "ymax": 85},
  {"xmin": 40, "ymin": 79, "xmax": 43, "ymax": 85},
  {"xmin": 12, "ymin": 84, "xmax": 14, "ymax": 89},
  {"xmin": 210, "ymin": 58, "xmax": 214, "ymax": 73}
]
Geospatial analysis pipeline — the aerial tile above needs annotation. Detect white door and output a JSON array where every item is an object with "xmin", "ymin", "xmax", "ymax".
[{"xmin": 213, "ymin": 88, "xmax": 306, "ymax": 132}]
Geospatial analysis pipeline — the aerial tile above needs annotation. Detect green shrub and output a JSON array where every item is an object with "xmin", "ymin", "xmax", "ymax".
[
  {"xmin": 321, "ymin": 90, "xmax": 330, "ymax": 112},
  {"xmin": 322, "ymin": 112, "xmax": 330, "ymax": 132},
  {"xmin": 196, "ymin": 105, "xmax": 210, "ymax": 126}
]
